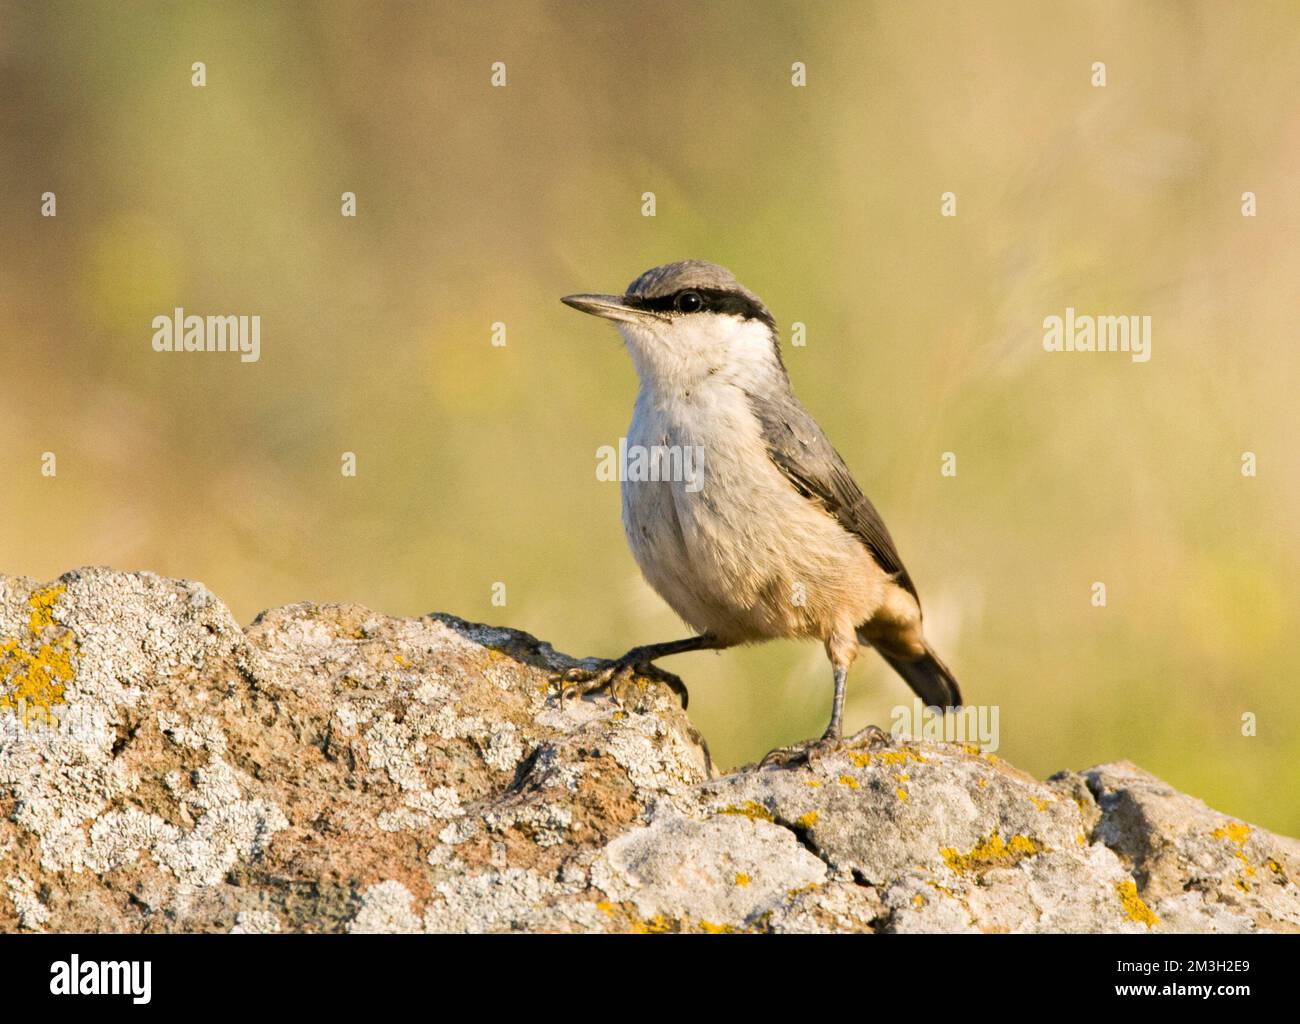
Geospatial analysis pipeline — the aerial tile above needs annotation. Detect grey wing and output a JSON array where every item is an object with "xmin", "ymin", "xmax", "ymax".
[{"xmin": 747, "ymin": 389, "xmax": 919, "ymax": 603}]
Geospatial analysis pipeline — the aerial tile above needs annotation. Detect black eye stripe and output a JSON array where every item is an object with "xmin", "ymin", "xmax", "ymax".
[{"xmin": 624, "ymin": 288, "xmax": 775, "ymax": 329}]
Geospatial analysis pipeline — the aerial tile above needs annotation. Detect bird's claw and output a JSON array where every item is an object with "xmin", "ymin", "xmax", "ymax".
[
  {"xmin": 759, "ymin": 723, "xmax": 890, "ymax": 769},
  {"xmin": 554, "ymin": 660, "xmax": 619, "ymax": 700},
  {"xmin": 551, "ymin": 659, "xmax": 689, "ymax": 710}
]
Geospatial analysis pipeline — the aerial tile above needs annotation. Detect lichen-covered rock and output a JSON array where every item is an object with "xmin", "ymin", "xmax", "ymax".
[{"xmin": 1, "ymin": 568, "xmax": 1296, "ymax": 933}]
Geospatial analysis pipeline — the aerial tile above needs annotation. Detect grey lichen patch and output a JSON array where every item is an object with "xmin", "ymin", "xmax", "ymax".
[
  {"xmin": 365, "ymin": 714, "xmax": 432, "ymax": 792},
  {"xmin": 483, "ymin": 802, "xmax": 573, "ymax": 847},
  {"xmin": 158, "ymin": 711, "xmax": 228, "ymax": 753},
  {"xmin": 85, "ymin": 756, "xmax": 288, "ymax": 888},
  {"xmin": 422, "ymin": 866, "xmax": 581, "ymax": 933},
  {"xmin": 348, "ymin": 880, "xmax": 423, "ymax": 934},
  {"xmin": 87, "ymin": 808, "xmax": 180, "ymax": 873},
  {"xmin": 377, "ymin": 786, "xmax": 464, "ymax": 833},
  {"xmin": 6, "ymin": 874, "xmax": 50, "ymax": 930},
  {"xmin": 483, "ymin": 724, "xmax": 524, "ymax": 772},
  {"xmin": 16, "ymin": 759, "xmax": 137, "ymax": 873},
  {"xmin": 602, "ymin": 708, "xmax": 711, "ymax": 792},
  {"xmin": 230, "ymin": 909, "xmax": 282, "ymax": 934}
]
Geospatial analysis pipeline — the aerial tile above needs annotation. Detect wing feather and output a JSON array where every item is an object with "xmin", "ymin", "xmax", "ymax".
[{"xmin": 747, "ymin": 390, "xmax": 919, "ymax": 603}]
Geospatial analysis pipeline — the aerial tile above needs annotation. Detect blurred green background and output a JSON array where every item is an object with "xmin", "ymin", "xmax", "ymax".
[{"xmin": 2, "ymin": 1, "xmax": 1297, "ymax": 833}]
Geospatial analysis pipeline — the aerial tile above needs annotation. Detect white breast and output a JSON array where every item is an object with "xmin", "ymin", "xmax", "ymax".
[{"xmin": 620, "ymin": 374, "xmax": 884, "ymax": 645}]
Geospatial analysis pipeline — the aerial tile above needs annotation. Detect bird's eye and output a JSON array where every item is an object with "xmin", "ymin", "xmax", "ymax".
[{"xmin": 675, "ymin": 290, "xmax": 703, "ymax": 313}]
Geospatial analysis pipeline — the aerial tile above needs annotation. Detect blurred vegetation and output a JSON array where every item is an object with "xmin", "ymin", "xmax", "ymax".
[{"xmin": 2, "ymin": 1, "xmax": 1297, "ymax": 833}]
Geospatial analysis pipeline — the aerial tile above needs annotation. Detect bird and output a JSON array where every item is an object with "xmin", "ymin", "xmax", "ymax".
[{"xmin": 559, "ymin": 260, "xmax": 961, "ymax": 762}]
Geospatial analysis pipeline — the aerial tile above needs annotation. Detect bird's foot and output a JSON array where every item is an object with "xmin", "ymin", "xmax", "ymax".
[
  {"xmin": 551, "ymin": 658, "xmax": 689, "ymax": 710},
  {"xmin": 759, "ymin": 723, "xmax": 890, "ymax": 769}
]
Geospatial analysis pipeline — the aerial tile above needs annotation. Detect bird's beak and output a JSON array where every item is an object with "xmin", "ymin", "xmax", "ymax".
[{"xmin": 561, "ymin": 293, "xmax": 665, "ymax": 324}]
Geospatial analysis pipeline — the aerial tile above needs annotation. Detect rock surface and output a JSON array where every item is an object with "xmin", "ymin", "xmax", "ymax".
[{"xmin": 1, "ymin": 568, "xmax": 1297, "ymax": 933}]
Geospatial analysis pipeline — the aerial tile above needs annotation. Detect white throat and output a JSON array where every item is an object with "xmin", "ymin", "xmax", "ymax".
[{"xmin": 618, "ymin": 314, "xmax": 784, "ymax": 398}]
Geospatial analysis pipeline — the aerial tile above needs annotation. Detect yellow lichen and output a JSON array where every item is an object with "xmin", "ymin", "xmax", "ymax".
[
  {"xmin": 877, "ymin": 750, "xmax": 925, "ymax": 766},
  {"xmin": 1212, "ymin": 822, "xmax": 1258, "ymax": 886},
  {"xmin": 795, "ymin": 811, "xmax": 819, "ymax": 829},
  {"xmin": 912, "ymin": 893, "xmax": 926, "ymax": 908},
  {"xmin": 628, "ymin": 911, "xmax": 742, "ymax": 935},
  {"xmin": 837, "ymin": 774, "xmax": 859, "ymax": 789},
  {"xmin": 718, "ymin": 801, "xmax": 774, "ymax": 823},
  {"xmin": 1212, "ymin": 821, "xmax": 1252, "ymax": 846},
  {"xmin": 803, "ymin": 778, "xmax": 823, "ymax": 788},
  {"xmin": 1115, "ymin": 880, "xmax": 1160, "ymax": 928},
  {"xmin": 896, "ymin": 787, "xmax": 909, "ymax": 802},
  {"xmin": 1, "ymin": 584, "xmax": 76, "ymax": 727},
  {"xmin": 28, "ymin": 586, "xmax": 63, "ymax": 631},
  {"xmin": 848, "ymin": 749, "xmax": 927, "ymax": 768},
  {"xmin": 941, "ymin": 832, "xmax": 1041, "ymax": 875},
  {"xmin": 598, "ymin": 902, "xmax": 745, "ymax": 935},
  {"xmin": 734, "ymin": 873, "xmax": 751, "ymax": 887}
]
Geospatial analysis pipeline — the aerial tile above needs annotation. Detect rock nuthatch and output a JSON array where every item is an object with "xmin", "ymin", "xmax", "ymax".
[{"xmin": 561, "ymin": 260, "xmax": 961, "ymax": 761}]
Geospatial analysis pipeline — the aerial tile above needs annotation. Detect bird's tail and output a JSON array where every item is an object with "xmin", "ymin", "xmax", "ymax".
[{"xmin": 879, "ymin": 642, "xmax": 963, "ymax": 709}]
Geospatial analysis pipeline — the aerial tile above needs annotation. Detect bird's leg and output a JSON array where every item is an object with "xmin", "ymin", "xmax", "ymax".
[
  {"xmin": 823, "ymin": 665, "xmax": 847, "ymax": 741},
  {"xmin": 761, "ymin": 630, "xmax": 886, "ymax": 768},
  {"xmin": 760, "ymin": 665, "xmax": 851, "ymax": 768},
  {"xmin": 554, "ymin": 634, "xmax": 728, "ymax": 710}
]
